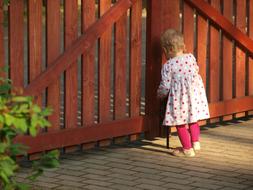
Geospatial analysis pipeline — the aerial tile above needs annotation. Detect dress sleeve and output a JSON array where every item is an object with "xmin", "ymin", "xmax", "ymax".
[
  {"xmin": 157, "ymin": 63, "xmax": 171, "ymax": 98},
  {"xmin": 189, "ymin": 54, "xmax": 199, "ymax": 73}
]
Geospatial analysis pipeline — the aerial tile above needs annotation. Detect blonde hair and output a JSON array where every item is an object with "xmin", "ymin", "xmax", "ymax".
[{"xmin": 161, "ymin": 29, "xmax": 185, "ymax": 55}]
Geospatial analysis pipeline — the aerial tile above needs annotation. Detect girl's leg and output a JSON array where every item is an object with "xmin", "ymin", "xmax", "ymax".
[
  {"xmin": 189, "ymin": 122, "xmax": 200, "ymax": 142},
  {"xmin": 176, "ymin": 124, "xmax": 192, "ymax": 150}
]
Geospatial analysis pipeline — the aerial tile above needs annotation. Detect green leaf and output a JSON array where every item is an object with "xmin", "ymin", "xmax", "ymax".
[
  {"xmin": 41, "ymin": 107, "xmax": 53, "ymax": 116},
  {"xmin": 13, "ymin": 118, "xmax": 28, "ymax": 133},
  {"xmin": 28, "ymin": 127, "xmax": 37, "ymax": 137},
  {"xmin": 15, "ymin": 182, "xmax": 30, "ymax": 190},
  {"xmin": 0, "ymin": 143, "xmax": 8, "ymax": 153},
  {"xmin": 11, "ymin": 96, "xmax": 30, "ymax": 103},
  {"xmin": 27, "ymin": 168, "xmax": 43, "ymax": 181},
  {"xmin": 0, "ymin": 83, "xmax": 11, "ymax": 94},
  {"xmin": 31, "ymin": 105, "xmax": 41, "ymax": 113},
  {"xmin": 9, "ymin": 143, "xmax": 28, "ymax": 157},
  {"xmin": 4, "ymin": 114, "xmax": 14, "ymax": 126}
]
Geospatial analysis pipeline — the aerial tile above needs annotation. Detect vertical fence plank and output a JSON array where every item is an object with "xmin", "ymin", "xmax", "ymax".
[
  {"xmin": 183, "ymin": 2, "xmax": 194, "ymax": 53},
  {"xmin": 81, "ymin": 0, "xmax": 96, "ymax": 126},
  {"xmin": 9, "ymin": 0, "xmax": 24, "ymax": 89},
  {"xmin": 235, "ymin": 0, "xmax": 246, "ymax": 118},
  {"xmin": 222, "ymin": 0, "xmax": 233, "ymax": 121},
  {"xmin": 0, "ymin": 0, "xmax": 4, "ymax": 77},
  {"xmin": 209, "ymin": 0, "xmax": 220, "ymax": 122},
  {"xmin": 46, "ymin": 0, "xmax": 61, "ymax": 131},
  {"xmin": 197, "ymin": 14, "xmax": 208, "ymax": 126},
  {"xmin": 249, "ymin": 0, "xmax": 253, "ymax": 115},
  {"xmin": 98, "ymin": 0, "xmax": 112, "ymax": 122},
  {"xmin": 114, "ymin": 13, "xmax": 127, "ymax": 119},
  {"xmin": 145, "ymin": 0, "xmax": 162, "ymax": 138},
  {"xmin": 28, "ymin": 0, "xmax": 42, "ymax": 104},
  {"xmin": 161, "ymin": 0, "xmax": 180, "ymax": 31},
  {"xmin": 130, "ymin": 0, "xmax": 142, "ymax": 117},
  {"xmin": 64, "ymin": 0, "xmax": 78, "ymax": 128},
  {"xmin": 197, "ymin": 15, "xmax": 207, "ymax": 88},
  {"xmin": 249, "ymin": 1, "xmax": 253, "ymax": 97}
]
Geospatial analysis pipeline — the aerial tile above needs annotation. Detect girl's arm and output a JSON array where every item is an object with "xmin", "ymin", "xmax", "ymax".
[{"xmin": 157, "ymin": 63, "xmax": 171, "ymax": 98}]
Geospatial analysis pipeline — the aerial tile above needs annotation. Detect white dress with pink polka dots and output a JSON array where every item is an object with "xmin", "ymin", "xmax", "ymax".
[{"xmin": 157, "ymin": 53, "xmax": 210, "ymax": 126}]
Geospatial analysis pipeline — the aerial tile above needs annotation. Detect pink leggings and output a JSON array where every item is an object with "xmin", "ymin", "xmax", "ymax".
[{"xmin": 176, "ymin": 122, "xmax": 200, "ymax": 150}]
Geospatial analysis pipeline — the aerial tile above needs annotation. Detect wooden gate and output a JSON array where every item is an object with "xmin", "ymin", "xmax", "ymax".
[
  {"xmin": 1, "ymin": 0, "xmax": 253, "ymax": 154},
  {"xmin": 0, "ymin": 0, "xmax": 147, "ymax": 154}
]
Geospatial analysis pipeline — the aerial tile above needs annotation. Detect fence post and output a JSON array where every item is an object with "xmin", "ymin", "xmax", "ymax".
[{"xmin": 145, "ymin": 0, "xmax": 162, "ymax": 138}]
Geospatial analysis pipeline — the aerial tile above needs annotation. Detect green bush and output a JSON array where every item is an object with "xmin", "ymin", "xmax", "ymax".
[{"xmin": 0, "ymin": 74, "xmax": 60, "ymax": 190}]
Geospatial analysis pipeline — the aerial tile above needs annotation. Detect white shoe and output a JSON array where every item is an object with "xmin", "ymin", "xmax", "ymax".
[
  {"xmin": 172, "ymin": 148, "xmax": 195, "ymax": 157},
  {"xmin": 183, "ymin": 148, "xmax": 195, "ymax": 157},
  {"xmin": 193, "ymin": 142, "xmax": 201, "ymax": 151}
]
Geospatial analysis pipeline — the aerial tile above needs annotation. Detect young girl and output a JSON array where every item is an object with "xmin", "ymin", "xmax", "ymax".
[{"xmin": 157, "ymin": 29, "xmax": 210, "ymax": 157}]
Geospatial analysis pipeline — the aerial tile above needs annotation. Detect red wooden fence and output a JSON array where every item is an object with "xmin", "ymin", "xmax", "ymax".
[{"xmin": 0, "ymin": 0, "xmax": 253, "ymax": 154}]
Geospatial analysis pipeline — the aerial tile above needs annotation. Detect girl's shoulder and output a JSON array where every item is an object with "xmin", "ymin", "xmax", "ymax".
[{"xmin": 168, "ymin": 53, "xmax": 196, "ymax": 64}]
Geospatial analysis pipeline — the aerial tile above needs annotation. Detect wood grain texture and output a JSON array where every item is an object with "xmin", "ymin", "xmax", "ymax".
[
  {"xmin": 249, "ymin": 0, "xmax": 253, "ymax": 97},
  {"xmin": 209, "ymin": 0, "xmax": 220, "ymax": 123},
  {"xmin": 222, "ymin": 0, "xmax": 233, "ymax": 121},
  {"xmin": 130, "ymin": 0, "xmax": 142, "ymax": 117},
  {"xmin": 197, "ymin": 15, "xmax": 208, "ymax": 88},
  {"xmin": 0, "ymin": 0, "xmax": 4, "ymax": 78},
  {"xmin": 235, "ymin": 0, "xmax": 246, "ymax": 118},
  {"xmin": 9, "ymin": 0, "xmax": 24, "ymax": 89},
  {"xmin": 15, "ymin": 116, "xmax": 145, "ymax": 154},
  {"xmin": 98, "ymin": 0, "xmax": 112, "ymax": 122},
  {"xmin": 64, "ymin": 0, "xmax": 78, "ymax": 128},
  {"xmin": 46, "ymin": 0, "xmax": 61, "ymax": 130},
  {"xmin": 28, "ymin": 0, "xmax": 42, "ymax": 105},
  {"xmin": 145, "ymin": 0, "xmax": 162, "ymax": 138},
  {"xmin": 209, "ymin": 96, "xmax": 253, "ymax": 118},
  {"xmin": 24, "ymin": 0, "xmax": 131, "ymax": 97},
  {"xmin": 184, "ymin": 0, "xmax": 253, "ymax": 55},
  {"xmin": 114, "ymin": 13, "xmax": 127, "ymax": 119},
  {"xmin": 81, "ymin": 0, "xmax": 96, "ymax": 125},
  {"xmin": 209, "ymin": 0, "xmax": 220, "ymax": 103},
  {"xmin": 183, "ymin": 2, "xmax": 194, "ymax": 53},
  {"xmin": 161, "ymin": 0, "xmax": 180, "ymax": 31}
]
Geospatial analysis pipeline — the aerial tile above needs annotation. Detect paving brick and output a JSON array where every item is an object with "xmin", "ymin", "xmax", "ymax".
[
  {"xmin": 82, "ymin": 174, "xmax": 113, "ymax": 181},
  {"xmin": 105, "ymin": 162, "xmax": 134, "ymax": 169},
  {"xmin": 160, "ymin": 176, "xmax": 193, "ymax": 185},
  {"xmin": 183, "ymin": 171, "xmax": 214, "ymax": 178},
  {"xmin": 160, "ymin": 172, "xmax": 190, "ymax": 179},
  {"xmin": 108, "ymin": 173, "xmax": 139, "ymax": 181},
  {"xmin": 84, "ymin": 185, "xmax": 113, "ymax": 190},
  {"xmin": 36, "ymin": 176, "xmax": 61, "ymax": 183},
  {"xmin": 55, "ymin": 186, "xmax": 84, "ymax": 190},
  {"xmin": 109, "ymin": 184, "xmax": 143, "ymax": 190},
  {"xmin": 55, "ymin": 169, "xmax": 84, "ymax": 176},
  {"xmin": 134, "ymin": 178, "xmax": 166, "ymax": 186},
  {"xmin": 162, "ymin": 183, "xmax": 195, "ymax": 190},
  {"xmin": 132, "ymin": 172, "xmax": 164, "ymax": 180},
  {"xmin": 190, "ymin": 182, "xmax": 223, "ymax": 190},
  {"xmin": 84, "ymin": 168, "xmax": 112, "ymax": 175},
  {"xmin": 81, "ymin": 163, "xmax": 111, "ymax": 170},
  {"xmin": 110, "ymin": 168, "xmax": 137, "ymax": 175},
  {"xmin": 55, "ymin": 174, "xmax": 85, "ymax": 182},
  {"xmin": 82, "ymin": 179, "xmax": 113, "ymax": 187},
  {"xmin": 108, "ymin": 178, "xmax": 139, "ymax": 186},
  {"xmin": 83, "ymin": 158, "xmax": 110, "ymax": 165},
  {"xmin": 136, "ymin": 183, "xmax": 168, "ymax": 190},
  {"xmin": 31, "ymin": 181, "xmax": 59, "ymax": 189},
  {"xmin": 55, "ymin": 180, "xmax": 84, "ymax": 187},
  {"xmin": 131, "ymin": 167, "xmax": 161, "ymax": 174}
]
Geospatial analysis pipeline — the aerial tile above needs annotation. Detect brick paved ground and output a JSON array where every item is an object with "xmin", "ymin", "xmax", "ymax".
[{"xmin": 16, "ymin": 117, "xmax": 253, "ymax": 190}]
